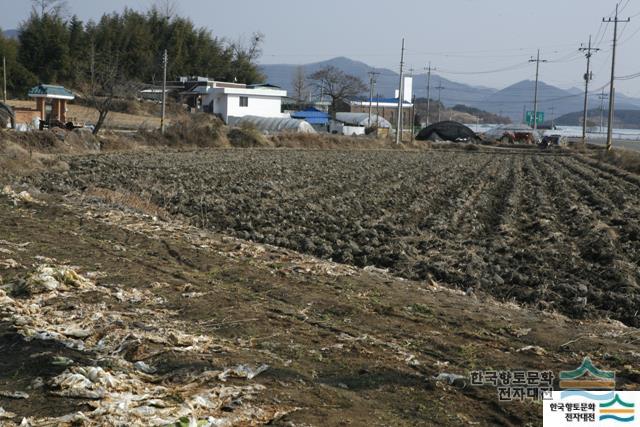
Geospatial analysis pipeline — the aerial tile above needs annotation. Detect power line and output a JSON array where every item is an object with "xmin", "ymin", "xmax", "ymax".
[
  {"xmin": 438, "ymin": 61, "xmax": 530, "ymax": 75},
  {"xmin": 616, "ymin": 71, "xmax": 640, "ymax": 80}
]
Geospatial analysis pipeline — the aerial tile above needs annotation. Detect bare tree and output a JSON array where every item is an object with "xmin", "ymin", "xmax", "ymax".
[
  {"xmin": 151, "ymin": 0, "xmax": 178, "ymax": 20},
  {"xmin": 308, "ymin": 66, "xmax": 367, "ymax": 119},
  {"xmin": 31, "ymin": 0, "xmax": 68, "ymax": 17},
  {"xmin": 83, "ymin": 53, "xmax": 137, "ymax": 135},
  {"xmin": 245, "ymin": 32, "xmax": 264, "ymax": 62},
  {"xmin": 231, "ymin": 32, "xmax": 265, "ymax": 62},
  {"xmin": 292, "ymin": 66, "xmax": 307, "ymax": 108}
]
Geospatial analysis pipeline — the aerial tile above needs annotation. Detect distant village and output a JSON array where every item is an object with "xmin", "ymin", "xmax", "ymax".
[{"xmin": 6, "ymin": 75, "xmax": 420, "ymax": 139}]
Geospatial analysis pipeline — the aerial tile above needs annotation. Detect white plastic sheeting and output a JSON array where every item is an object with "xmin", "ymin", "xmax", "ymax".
[
  {"xmin": 336, "ymin": 113, "xmax": 392, "ymax": 129},
  {"xmin": 228, "ymin": 115, "xmax": 316, "ymax": 134}
]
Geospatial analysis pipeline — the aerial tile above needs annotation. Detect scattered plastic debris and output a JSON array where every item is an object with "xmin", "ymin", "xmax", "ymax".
[
  {"xmin": 0, "ymin": 262, "xmax": 295, "ymax": 425},
  {"xmin": 434, "ymin": 373, "xmax": 467, "ymax": 388},
  {"xmin": 0, "ymin": 390, "xmax": 29, "ymax": 399},
  {"xmin": 0, "ymin": 259, "xmax": 20, "ymax": 270},
  {"xmin": 510, "ymin": 328, "xmax": 532, "ymax": 338},
  {"xmin": 133, "ymin": 361, "xmax": 157, "ymax": 374},
  {"xmin": 218, "ymin": 364, "xmax": 269, "ymax": 382},
  {"xmin": 516, "ymin": 345, "xmax": 547, "ymax": 356},
  {"xmin": 0, "ymin": 407, "xmax": 16, "ymax": 419},
  {"xmin": 12, "ymin": 263, "xmax": 92, "ymax": 294},
  {"xmin": 2, "ymin": 186, "xmax": 45, "ymax": 206},
  {"xmin": 363, "ymin": 265, "xmax": 390, "ymax": 275}
]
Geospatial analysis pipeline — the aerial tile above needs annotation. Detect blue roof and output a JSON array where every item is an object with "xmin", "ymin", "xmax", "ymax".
[
  {"xmin": 28, "ymin": 84, "xmax": 75, "ymax": 99},
  {"xmin": 291, "ymin": 107, "xmax": 330, "ymax": 125}
]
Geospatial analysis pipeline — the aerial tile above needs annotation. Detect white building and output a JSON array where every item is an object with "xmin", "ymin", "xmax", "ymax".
[{"xmin": 181, "ymin": 78, "xmax": 287, "ymax": 124}]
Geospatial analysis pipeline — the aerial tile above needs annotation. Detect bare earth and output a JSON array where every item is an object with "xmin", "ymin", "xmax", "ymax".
[{"xmin": 0, "ymin": 147, "xmax": 639, "ymax": 426}]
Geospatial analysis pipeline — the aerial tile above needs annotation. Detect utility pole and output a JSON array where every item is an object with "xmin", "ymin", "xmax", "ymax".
[
  {"xmin": 522, "ymin": 105, "xmax": 526, "ymax": 124},
  {"xmin": 411, "ymin": 95, "xmax": 416, "ymax": 141},
  {"xmin": 376, "ymin": 93, "xmax": 380, "ymax": 128},
  {"xmin": 603, "ymin": 3, "xmax": 630, "ymax": 151},
  {"xmin": 435, "ymin": 81, "xmax": 445, "ymax": 123},
  {"xmin": 579, "ymin": 35, "xmax": 599, "ymax": 146},
  {"xmin": 550, "ymin": 106, "xmax": 555, "ymax": 128},
  {"xmin": 161, "ymin": 49, "xmax": 168, "ymax": 135},
  {"xmin": 395, "ymin": 38, "xmax": 405, "ymax": 145},
  {"xmin": 529, "ymin": 49, "xmax": 547, "ymax": 132},
  {"xmin": 2, "ymin": 56, "xmax": 6, "ymax": 103},
  {"xmin": 367, "ymin": 71, "xmax": 380, "ymax": 127},
  {"xmin": 424, "ymin": 62, "xmax": 435, "ymax": 126},
  {"xmin": 599, "ymin": 90, "xmax": 608, "ymax": 134}
]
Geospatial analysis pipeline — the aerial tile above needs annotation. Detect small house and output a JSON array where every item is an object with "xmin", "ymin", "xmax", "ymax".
[
  {"xmin": 180, "ymin": 77, "xmax": 287, "ymax": 124},
  {"xmin": 11, "ymin": 84, "xmax": 75, "ymax": 129}
]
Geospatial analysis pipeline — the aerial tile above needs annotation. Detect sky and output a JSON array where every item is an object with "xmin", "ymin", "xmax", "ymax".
[{"xmin": 2, "ymin": 0, "xmax": 640, "ymax": 96}]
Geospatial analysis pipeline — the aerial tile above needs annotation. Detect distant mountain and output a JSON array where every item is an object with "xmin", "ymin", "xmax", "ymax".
[
  {"xmin": 470, "ymin": 80, "xmax": 640, "ymax": 121},
  {"xmin": 555, "ymin": 109, "xmax": 640, "ymax": 129},
  {"xmin": 2, "ymin": 29, "xmax": 19, "ymax": 39},
  {"xmin": 260, "ymin": 56, "xmax": 496, "ymax": 106},
  {"xmin": 261, "ymin": 57, "xmax": 640, "ymax": 122},
  {"xmin": 566, "ymin": 87, "xmax": 584, "ymax": 95}
]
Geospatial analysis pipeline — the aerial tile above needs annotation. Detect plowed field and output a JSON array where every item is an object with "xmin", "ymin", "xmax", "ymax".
[{"xmin": 38, "ymin": 149, "xmax": 640, "ymax": 325}]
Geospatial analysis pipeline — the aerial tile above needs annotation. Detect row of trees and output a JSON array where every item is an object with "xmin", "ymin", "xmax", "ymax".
[{"xmin": 0, "ymin": 0, "xmax": 265, "ymax": 98}]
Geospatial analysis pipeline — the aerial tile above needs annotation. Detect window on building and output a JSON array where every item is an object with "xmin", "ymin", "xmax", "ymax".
[{"xmin": 239, "ymin": 96, "xmax": 249, "ymax": 107}]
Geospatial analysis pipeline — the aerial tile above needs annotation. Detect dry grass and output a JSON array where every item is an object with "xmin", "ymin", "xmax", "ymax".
[
  {"xmin": 269, "ymin": 132, "xmax": 430, "ymax": 150},
  {"xmin": 593, "ymin": 148, "xmax": 640, "ymax": 175},
  {"xmin": 227, "ymin": 123, "xmax": 271, "ymax": 147},
  {"xmin": 159, "ymin": 113, "xmax": 229, "ymax": 148},
  {"xmin": 0, "ymin": 136, "xmax": 69, "ymax": 176},
  {"xmin": 83, "ymin": 186, "xmax": 170, "ymax": 220}
]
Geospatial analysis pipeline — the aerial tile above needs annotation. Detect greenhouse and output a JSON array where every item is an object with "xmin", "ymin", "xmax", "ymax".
[
  {"xmin": 416, "ymin": 121, "xmax": 478, "ymax": 142},
  {"xmin": 228, "ymin": 116, "xmax": 316, "ymax": 134},
  {"xmin": 336, "ymin": 113, "xmax": 392, "ymax": 129}
]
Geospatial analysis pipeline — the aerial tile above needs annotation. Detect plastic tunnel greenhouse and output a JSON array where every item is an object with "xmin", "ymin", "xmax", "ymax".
[
  {"xmin": 335, "ymin": 113, "xmax": 392, "ymax": 129},
  {"xmin": 228, "ymin": 116, "xmax": 316, "ymax": 134}
]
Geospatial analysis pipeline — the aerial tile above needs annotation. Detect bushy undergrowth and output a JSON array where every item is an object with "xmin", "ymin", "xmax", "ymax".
[{"xmin": 594, "ymin": 148, "xmax": 640, "ymax": 175}]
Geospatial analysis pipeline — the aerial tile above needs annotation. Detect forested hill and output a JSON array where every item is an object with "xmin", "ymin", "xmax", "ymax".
[{"xmin": 0, "ymin": 6, "xmax": 264, "ymax": 97}]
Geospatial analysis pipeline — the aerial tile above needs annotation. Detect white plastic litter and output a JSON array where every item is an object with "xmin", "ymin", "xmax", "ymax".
[
  {"xmin": 218, "ymin": 364, "xmax": 269, "ymax": 382},
  {"xmin": 0, "ymin": 262, "xmax": 295, "ymax": 425}
]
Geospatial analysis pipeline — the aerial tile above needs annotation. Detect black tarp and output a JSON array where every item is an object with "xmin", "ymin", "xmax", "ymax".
[{"xmin": 416, "ymin": 121, "xmax": 477, "ymax": 142}]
